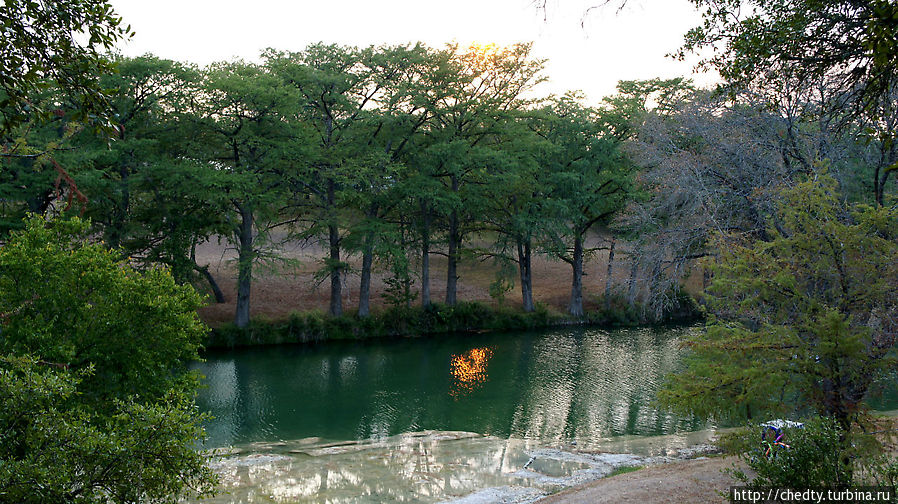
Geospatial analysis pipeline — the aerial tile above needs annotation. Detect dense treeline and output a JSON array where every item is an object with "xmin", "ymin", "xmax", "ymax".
[
  {"xmin": 2, "ymin": 40, "xmax": 895, "ymax": 330},
  {"xmin": 3, "ymin": 43, "xmax": 641, "ymax": 328}
]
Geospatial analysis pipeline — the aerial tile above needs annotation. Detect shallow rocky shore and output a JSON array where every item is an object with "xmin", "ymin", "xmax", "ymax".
[{"xmin": 197, "ymin": 430, "xmax": 721, "ymax": 504}]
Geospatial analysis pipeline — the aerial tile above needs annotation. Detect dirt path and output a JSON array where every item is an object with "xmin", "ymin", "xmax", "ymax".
[{"xmin": 538, "ymin": 456, "xmax": 745, "ymax": 504}]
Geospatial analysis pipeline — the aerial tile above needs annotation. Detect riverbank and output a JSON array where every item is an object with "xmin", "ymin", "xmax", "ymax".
[
  {"xmin": 537, "ymin": 455, "xmax": 744, "ymax": 504},
  {"xmin": 206, "ymin": 299, "xmax": 684, "ymax": 348},
  {"xmin": 194, "ymin": 430, "xmax": 727, "ymax": 504},
  {"xmin": 192, "ymin": 230, "xmax": 705, "ymax": 340}
]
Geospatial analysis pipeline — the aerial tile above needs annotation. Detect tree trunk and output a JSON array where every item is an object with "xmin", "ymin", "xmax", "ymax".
[
  {"xmin": 234, "ymin": 202, "xmax": 254, "ymax": 328},
  {"xmin": 420, "ymin": 200, "xmax": 431, "ymax": 307},
  {"xmin": 329, "ymin": 222, "xmax": 342, "ymax": 317},
  {"xmin": 878, "ymin": 165, "xmax": 892, "ymax": 207},
  {"xmin": 627, "ymin": 256, "xmax": 640, "ymax": 310},
  {"xmin": 518, "ymin": 239, "xmax": 534, "ymax": 312},
  {"xmin": 358, "ymin": 240, "xmax": 374, "ymax": 318},
  {"xmin": 874, "ymin": 163, "xmax": 883, "ymax": 206},
  {"xmin": 649, "ymin": 261, "xmax": 663, "ymax": 320},
  {"xmin": 446, "ymin": 210, "xmax": 458, "ymax": 306},
  {"xmin": 569, "ymin": 234, "xmax": 584, "ymax": 317},
  {"xmin": 357, "ymin": 203, "xmax": 378, "ymax": 318},
  {"xmin": 108, "ymin": 164, "xmax": 130, "ymax": 249},
  {"xmin": 604, "ymin": 237, "xmax": 615, "ymax": 311},
  {"xmin": 327, "ymin": 179, "xmax": 343, "ymax": 317},
  {"xmin": 446, "ymin": 176, "xmax": 460, "ymax": 306},
  {"xmin": 195, "ymin": 264, "xmax": 226, "ymax": 303}
]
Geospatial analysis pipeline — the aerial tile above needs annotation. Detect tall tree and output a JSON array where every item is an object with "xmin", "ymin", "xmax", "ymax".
[
  {"xmin": 539, "ymin": 95, "xmax": 631, "ymax": 316},
  {"xmin": 266, "ymin": 44, "xmax": 390, "ymax": 317},
  {"xmin": 63, "ymin": 56, "xmax": 228, "ymax": 295},
  {"xmin": 338, "ymin": 44, "xmax": 440, "ymax": 317},
  {"xmin": 418, "ymin": 43, "xmax": 545, "ymax": 305},
  {"xmin": 476, "ymin": 112, "xmax": 554, "ymax": 312},
  {"xmin": 189, "ymin": 61, "xmax": 294, "ymax": 328},
  {"xmin": 659, "ymin": 175, "xmax": 898, "ymax": 428}
]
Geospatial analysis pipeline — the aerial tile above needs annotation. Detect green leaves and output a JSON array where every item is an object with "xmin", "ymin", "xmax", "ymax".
[
  {"xmin": 682, "ymin": 0, "xmax": 897, "ymax": 111},
  {"xmin": 660, "ymin": 175, "xmax": 898, "ymax": 425},
  {"xmin": 0, "ymin": 216, "xmax": 216, "ymax": 503},
  {"xmin": 0, "ymin": 0, "xmax": 131, "ymax": 133},
  {"xmin": 0, "ymin": 215, "xmax": 207, "ymax": 404}
]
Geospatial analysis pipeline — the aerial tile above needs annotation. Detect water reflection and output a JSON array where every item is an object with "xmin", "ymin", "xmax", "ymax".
[
  {"xmin": 449, "ymin": 347, "xmax": 493, "ymax": 398},
  {"xmin": 203, "ymin": 433, "xmax": 597, "ymax": 504},
  {"xmin": 192, "ymin": 326, "xmax": 707, "ymax": 449},
  {"xmin": 197, "ymin": 429, "xmax": 722, "ymax": 504}
]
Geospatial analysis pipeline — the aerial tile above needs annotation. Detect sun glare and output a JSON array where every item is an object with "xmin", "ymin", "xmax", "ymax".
[
  {"xmin": 449, "ymin": 346, "xmax": 495, "ymax": 398},
  {"xmin": 469, "ymin": 42, "xmax": 499, "ymax": 54}
]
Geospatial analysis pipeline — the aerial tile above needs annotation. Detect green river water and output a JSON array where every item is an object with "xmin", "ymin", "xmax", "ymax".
[
  {"xmin": 189, "ymin": 325, "xmax": 898, "ymax": 503},
  {"xmin": 194, "ymin": 325, "xmax": 704, "ymax": 449}
]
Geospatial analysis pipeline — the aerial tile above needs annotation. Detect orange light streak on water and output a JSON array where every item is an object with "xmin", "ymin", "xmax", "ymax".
[{"xmin": 449, "ymin": 347, "xmax": 494, "ymax": 398}]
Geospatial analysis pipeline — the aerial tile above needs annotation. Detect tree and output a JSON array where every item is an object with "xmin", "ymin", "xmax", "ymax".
[
  {"xmin": 0, "ymin": 215, "xmax": 215, "ymax": 502},
  {"xmin": 476, "ymin": 114, "xmax": 549, "ymax": 313},
  {"xmin": 679, "ymin": 0, "xmax": 898, "ymax": 110},
  {"xmin": 678, "ymin": 0, "xmax": 898, "ymax": 206},
  {"xmin": 623, "ymin": 88, "xmax": 793, "ymax": 314},
  {"xmin": 269, "ymin": 43, "xmax": 439, "ymax": 318},
  {"xmin": 266, "ymin": 44, "xmax": 388, "ymax": 317},
  {"xmin": 418, "ymin": 43, "xmax": 546, "ymax": 306},
  {"xmin": 539, "ymin": 94, "xmax": 631, "ymax": 316},
  {"xmin": 58, "ymin": 56, "xmax": 229, "ymax": 298},
  {"xmin": 659, "ymin": 175, "xmax": 898, "ymax": 428},
  {"xmin": 0, "ymin": 0, "xmax": 132, "ymax": 134},
  {"xmin": 188, "ymin": 61, "xmax": 295, "ymax": 328}
]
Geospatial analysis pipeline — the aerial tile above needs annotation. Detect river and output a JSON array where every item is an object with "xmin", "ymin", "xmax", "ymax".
[
  {"xmin": 194, "ymin": 325, "xmax": 707, "ymax": 448},
  {"xmin": 191, "ymin": 324, "xmax": 898, "ymax": 503},
  {"xmin": 189, "ymin": 325, "xmax": 728, "ymax": 503}
]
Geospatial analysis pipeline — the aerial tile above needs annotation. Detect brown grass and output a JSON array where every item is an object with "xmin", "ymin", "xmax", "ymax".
[{"xmin": 194, "ymin": 231, "xmax": 701, "ymax": 327}]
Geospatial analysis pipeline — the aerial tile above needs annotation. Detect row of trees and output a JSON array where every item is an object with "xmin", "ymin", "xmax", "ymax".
[
  {"xmin": 4, "ymin": 43, "xmax": 660, "ymax": 327},
  {"xmin": 5, "ymin": 41, "xmax": 895, "ymax": 329}
]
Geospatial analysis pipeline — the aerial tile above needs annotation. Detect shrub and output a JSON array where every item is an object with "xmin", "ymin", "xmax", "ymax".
[
  {"xmin": 0, "ymin": 216, "xmax": 215, "ymax": 502},
  {"xmin": 728, "ymin": 417, "xmax": 855, "ymax": 488}
]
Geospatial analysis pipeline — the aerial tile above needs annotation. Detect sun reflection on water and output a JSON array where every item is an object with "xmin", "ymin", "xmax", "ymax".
[{"xmin": 449, "ymin": 347, "xmax": 493, "ymax": 398}]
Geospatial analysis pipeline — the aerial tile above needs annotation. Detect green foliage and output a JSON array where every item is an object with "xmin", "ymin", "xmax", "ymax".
[
  {"xmin": 660, "ymin": 175, "xmax": 898, "ymax": 425},
  {"xmin": 608, "ymin": 465, "xmax": 642, "ymax": 477},
  {"xmin": 208, "ymin": 301, "xmax": 570, "ymax": 347},
  {"xmin": 0, "ymin": 356, "xmax": 214, "ymax": 504},
  {"xmin": 0, "ymin": 216, "xmax": 215, "ymax": 502},
  {"xmin": 681, "ymin": 0, "xmax": 897, "ymax": 109},
  {"xmin": 63, "ymin": 56, "xmax": 230, "ymax": 284},
  {"xmin": 488, "ymin": 273, "xmax": 515, "ymax": 306},
  {"xmin": 383, "ymin": 269, "xmax": 418, "ymax": 309},
  {"xmin": 727, "ymin": 417, "xmax": 855, "ymax": 488},
  {"xmin": 0, "ymin": 215, "xmax": 207, "ymax": 403},
  {"xmin": 0, "ymin": 0, "xmax": 132, "ymax": 133}
]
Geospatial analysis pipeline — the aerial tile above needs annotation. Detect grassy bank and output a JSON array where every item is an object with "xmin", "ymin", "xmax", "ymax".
[{"xmin": 206, "ymin": 294, "xmax": 702, "ymax": 348}]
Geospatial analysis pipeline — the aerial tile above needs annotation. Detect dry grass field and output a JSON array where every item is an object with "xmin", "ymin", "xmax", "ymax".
[{"xmin": 194, "ymin": 231, "xmax": 648, "ymax": 327}]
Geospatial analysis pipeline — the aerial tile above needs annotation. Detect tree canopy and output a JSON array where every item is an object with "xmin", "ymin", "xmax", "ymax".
[
  {"xmin": 0, "ymin": 0, "xmax": 132, "ymax": 134},
  {"xmin": 681, "ymin": 1, "xmax": 897, "ymax": 96},
  {"xmin": 0, "ymin": 216, "xmax": 215, "ymax": 503},
  {"xmin": 660, "ymin": 175, "xmax": 898, "ymax": 426}
]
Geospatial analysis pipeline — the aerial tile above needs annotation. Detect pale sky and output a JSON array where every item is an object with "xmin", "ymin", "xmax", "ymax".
[{"xmin": 108, "ymin": 0, "xmax": 717, "ymax": 104}]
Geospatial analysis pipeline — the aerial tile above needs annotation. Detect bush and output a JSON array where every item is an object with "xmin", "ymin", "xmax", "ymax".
[
  {"xmin": 209, "ymin": 301, "xmax": 570, "ymax": 348},
  {"xmin": 0, "ymin": 216, "xmax": 215, "ymax": 502},
  {"xmin": 728, "ymin": 417, "xmax": 854, "ymax": 488}
]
